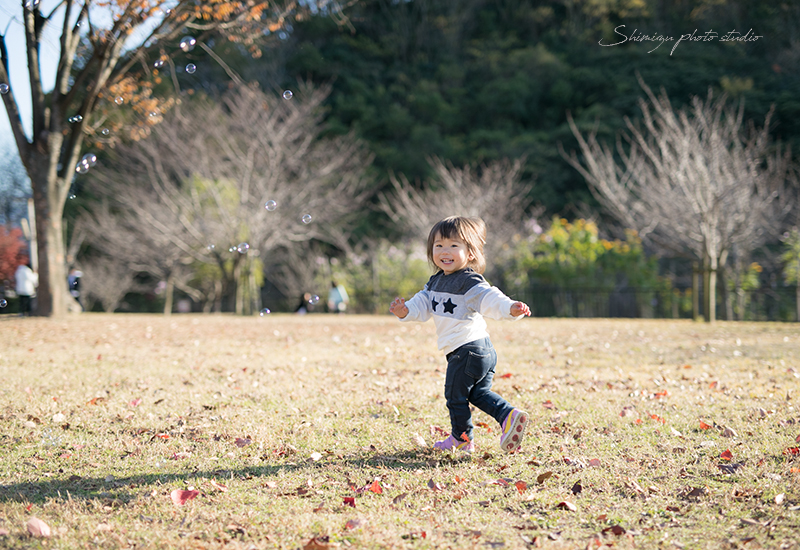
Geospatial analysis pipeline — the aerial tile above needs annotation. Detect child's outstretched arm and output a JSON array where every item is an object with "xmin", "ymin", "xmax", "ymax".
[
  {"xmin": 510, "ymin": 301, "xmax": 531, "ymax": 317},
  {"xmin": 390, "ymin": 297, "xmax": 409, "ymax": 319}
]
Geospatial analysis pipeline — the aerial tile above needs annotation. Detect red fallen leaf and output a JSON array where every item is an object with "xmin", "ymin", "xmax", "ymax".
[
  {"xmin": 588, "ymin": 458, "xmax": 601, "ymax": 467},
  {"xmin": 343, "ymin": 497, "xmax": 356, "ymax": 508},
  {"xmin": 635, "ymin": 418, "xmax": 643, "ymax": 425},
  {"xmin": 515, "ymin": 480, "xmax": 528, "ymax": 493},
  {"xmin": 602, "ymin": 525, "xmax": 627, "ymax": 536},
  {"xmin": 170, "ymin": 489, "xmax": 199, "ymax": 506},
  {"xmin": 709, "ymin": 381, "xmax": 718, "ymax": 389},
  {"xmin": 235, "ymin": 437, "xmax": 252, "ymax": 448},
  {"xmin": 96, "ymin": 354, "xmax": 102, "ymax": 361},
  {"xmin": 344, "ymin": 518, "xmax": 366, "ymax": 530},
  {"xmin": 460, "ymin": 432, "xmax": 470, "ymax": 443},
  {"xmin": 26, "ymin": 517, "xmax": 51, "ymax": 537},
  {"xmin": 475, "ymin": 421, "xmax": 490, "ymax": 429},
  {"xmin": 25, "ymin": 503, "xmax": 33, "ymax": 512},
  {"xmin": 495, "ymin": 478, "xmax": 510, "ymax": 487},
  {"xmin": 596, "ymin": 514, "xmax": 608, "ymax": 521},
  {"xmin": 699, "ymin": 421, "xmax": 712, "ymax": 430},
  {"xmin": 666, "ymin": 505, "xmax": 681, "ymax": 512},
  {"xmin": 86, "ymin": 397, "xmax": 105, "ymax": 406},
  {"xmin": 796, "ymin": 434, "xmax": 800, "ymax": 443},
  {"xmin": 369, "ymin": 480, "xmax": 382, "ymax": 494},
  {"xmin": 720, "ymin": 449, "xmax": 733, "ymax": 461},
  {"xmin": 499, "ymin": 373, "xmax": 512, "ymax": 379},
  {"xmin": 783, "ymin": 447, "xmax": 800, "ymax": 456},
  {"xmin": 155, "ymin": 433, "xmax": 170, "ymax": 440},
  {"xmin": 556, "ymin": 500, "xmax": 577, "ymax": 511},
  {"xmin": 654, "ymin": 390, "xmax": 669, "ymax": 398},
  {"xmin": 542, "ymin": 400, "xmax": 555, "ymax": 409},
  {"xmin": 129, "ymin": 398, "xmax": 142, "ymax": 407}
]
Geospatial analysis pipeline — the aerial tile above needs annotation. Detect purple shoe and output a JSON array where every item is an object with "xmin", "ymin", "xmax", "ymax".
[
  {"xmin": 433, "ymin": 435, "xmax": 475, "ymax": 454},
  {"xmin": 500, "ymin": 408, "xmax": 528, "ymax": 453}
]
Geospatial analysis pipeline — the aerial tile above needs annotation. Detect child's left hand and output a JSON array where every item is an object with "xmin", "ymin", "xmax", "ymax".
[{"xmin": 510, "ymin": 301, "xmax": 531, "ymax": 317}]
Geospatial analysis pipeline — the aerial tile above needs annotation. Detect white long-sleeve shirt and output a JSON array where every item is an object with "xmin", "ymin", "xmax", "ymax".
[
  {"xmin": 15, "ymin": 265, "xmax": 39, "ymax": 296},
  {"xmin": 400, "ymin": 268, "xmax": 522, "ymax": 354}
]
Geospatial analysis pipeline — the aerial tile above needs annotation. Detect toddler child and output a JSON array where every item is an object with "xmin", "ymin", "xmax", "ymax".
[{"xmin": 389, "ymin": 216, "xmax": 530, "ymax": 453}]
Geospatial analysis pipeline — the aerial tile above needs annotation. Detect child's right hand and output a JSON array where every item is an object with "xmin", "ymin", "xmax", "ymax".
[{"xmin": 389, "ymin": 297, "xmax": 409, "ymax": 319}]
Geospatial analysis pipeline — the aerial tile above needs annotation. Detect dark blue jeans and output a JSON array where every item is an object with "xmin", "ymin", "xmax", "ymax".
[{"xmin": 444, "ymin": 337, "xmax": 513, "ymax": 443}]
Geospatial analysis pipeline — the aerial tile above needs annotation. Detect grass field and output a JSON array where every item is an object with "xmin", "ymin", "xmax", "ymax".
[{"xmin": 0, "ymin": 313, "xmax": 798, "ymax": 549}]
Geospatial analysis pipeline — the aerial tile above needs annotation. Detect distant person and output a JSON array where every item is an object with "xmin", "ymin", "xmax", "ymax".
[
  {"xmin": 327, "ymin": 281, "xmax": 349, "ymax": 313},
  {"xmin": 295, "ymin": 292, "xmax": 313, "ymax": 315},
  {"xmin": 15, "ymin": 262, "xmax": 38, "ymax": 317},
  {"xmin": 68, "ymin": 268, "xmax": 83, "ymax": 311},
  {"xmin": 389, "ymin": 216, "xmax": 531, "ymax": 454}
]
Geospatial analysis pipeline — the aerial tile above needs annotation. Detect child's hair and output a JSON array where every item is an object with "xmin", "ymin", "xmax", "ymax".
[{"xmin": 427, "ymin": 216, "xmax": 487, "ymax": 274}]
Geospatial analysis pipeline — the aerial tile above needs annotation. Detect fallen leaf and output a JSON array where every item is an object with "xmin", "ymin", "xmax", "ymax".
[
  {"xmin": 542, "ymin": 400, "xmax": 555, "ymax": 409},
  {"xmin": 208, "ymin": 480, "xmax": 228, "ymax": 492},
  {"xmin": 170, "ymin": 489, "xmax": 199, "ymax": 506},
  {"xmin": 427, "ymin": 479, "xmax": 444, "ymax": 491},
  {"xmin": 556, "ymin": 501, "xmax": 577, "ymax": 512},
  {"xmin": 264, "ymin": 481, "xmax": 278, "ymax": 489},
  {"xmin": 602, "ymin": 525, "xmax": 627, "ymax": 536},
  {"xmin": 344, "ymin": 518, "xmax": 366, "ymax": 530},
  {"xmin": 571, "ymin": 480, "xmax": 582, "ymax": 495},
  {"xmin": 129, "ymin": 398, "xmax": 142, "ymax": 407},
  {"xmin": 720, "ymin": 449, "xmax": 733, "ymax": 461},
  {"xmin": 303, "ymin": 536, "xmax": 340, "ymax": 549},
  {"xmin": 499, "ymin": 373, "xmax": 512, "ymax": 379},
  {"xmin": 26, "ymin": 517, "xmax": 51, "ymax": 537},
  {"xmin": 719, "ymin": 462, "xmax": 744, "ymax": 474},
  {"xmin": 740, "ymin": 518, "xmax": 764, "ymax": 527},
  {"xmin": 699, "ymin": 421, "xmax": 712, "ymax": 430},
  {"xmin": 234, "ymin": 437, "xmax": 251, "ymax": 448},
  {"xmin": 369, "ymin": 480, "xmax": 382, "ymax": 494},
  {"xmin": 783, "ymin": 447, "xmax": 799, "ymax": 456},
  {"xmin": 536, "ymin": 471, "xmax": 554, "ymax": 484},
  {"xmin": 411, "ymin": 433, "xmax": 427, "ymax": 447},
  {"xmin": 666, "ymin": 506, "xmax": 681, "ymax": 512},
  {"xmin": 721, "ymin": 426, "xmax": 737, "ymax": 438},
  {"xmin": 515, "ymin": 480, "xmax": 527, "ymax": 494},
  {"xmin": 588, "ymin": 458, "xmax": 601, "ymax": 467},
  {"xmin": 775, "ymin": 493, "xmax": 785, "ymax": 505},
  {"xmin": 392, "ymin": 493, "xmax": 408, "ymax": 505},
  {"xmin": 796, "ymin": 434, "xmax": 800, "ymax": 443},
  {"xmin": 309, "ymin": 452, "xmax": 323, "ymax": 462},
  {"xmin": 685, "ymin": 487, "xmax": 707, "ymax": 498},
  {"xmin": 460, "ymin": 432, "xmax": 470, "ymax": 443},
  {"xmin": 343, "ymin": 497, "xmax": 355, "ymax": 508}
]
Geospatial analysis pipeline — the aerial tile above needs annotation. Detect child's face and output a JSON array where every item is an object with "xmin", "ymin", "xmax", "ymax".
[{"xmin": 432, "ymin": 233, "xmax": 474, "ymax": 275}]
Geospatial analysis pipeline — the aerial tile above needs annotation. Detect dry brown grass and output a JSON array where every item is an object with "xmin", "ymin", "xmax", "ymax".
[{"xmin": 0, "ymin": 314, "xmax": 798, "ymax": 549}]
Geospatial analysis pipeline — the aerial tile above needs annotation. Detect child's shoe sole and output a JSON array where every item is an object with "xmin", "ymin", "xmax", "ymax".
[{"xmin": 500, "ymin": 409, "xmax": 528, "ymax": 452}]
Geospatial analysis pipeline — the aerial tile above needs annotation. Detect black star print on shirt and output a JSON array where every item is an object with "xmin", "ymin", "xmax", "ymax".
[
  {"xmin": 442, "ymin": 298, "xmax": 457, "ymax": 314},
  {"xmin": 431, "ymin": 298, "xmax": 439, "ymax": 311}
]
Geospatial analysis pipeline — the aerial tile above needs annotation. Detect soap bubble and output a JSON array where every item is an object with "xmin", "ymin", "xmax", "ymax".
[
  {"xmin": 237, "ymin": 243, "xmax": 250, "ymax": 254},
  {"xmin": 75, "ymin": 163, "xmax": 88, "ymax": 174},
  {"xmin": 185, "ymin": 63, "xmax": 196, "ymax": 74},
  {"xmin": 81, "ymin": 153, "xmax": 97, "ymax": 167},
  {"xmin": 260, "ymin": 308, "xmax": 271, "ymax": 316},
  {"xmin": 301, "ymin": 214, "xmax": 312, "ymax": 224},
  {"xmin": 154, "ymin": 59, "xmax": 165, "ymax": 68},
  {"xmin": 207, "ymin": 244, "xmax": 215, "ymax": 250},
  {"xmin": 25, "ymin": 0, "xmax": 40, "ymax": 9},
  {"xmin": 309, "ymin": 294, "xmax": 320, "ymax": 305},
  {"xmin": 0, "ymin": 299, "xmax": 7, "ymax": 308},
  {"xmin": 179, "ymin": 36, "xmax": 196, "ymax": 52},
  {"xmin": 228, "ymin": 246, "xmax": 236, "ymax": 253},
  {"xmin": 114, "ymin": 96, "xmax": 124, "ymax": 105},
  {"xmin": 265, "ymin": 200, "xmax": 278, "ymax": 211},
  {"xmin": 0, "ymin": 84, "xmax": 9, "ymax": 94},
  {"xmin": 282, "ymin": 90, "xmax": 293, "ymax": 100},
  {"xmin": 100, "ymin": 128, "xmax": 110, "ymax": 136},
  {"xmin": 68, "ymin": 193, "xmax": 76, "ymax": 200},
  {"xmin": 69, "ymin": 115, "xmax": 83, "ymax": 123}
]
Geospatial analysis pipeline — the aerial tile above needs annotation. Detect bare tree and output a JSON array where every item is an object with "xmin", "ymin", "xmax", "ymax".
[
  {"xmin": 379, "ymin": 156, "xmax": 537, "ymax": 278},
  {"xmin": 0, "ymin": 0, "xmax": 348, "ymax": 317},
  {"xmin": 79, "ymin": 256, "xmax": 142, "ymax": 313},
  {"xmin": 561, "ymin": 76, "xmax": 794, "ymax": 322},
  {"xmin": 79, "ymin": 83, "xmax": 373, "ymax": 314}
]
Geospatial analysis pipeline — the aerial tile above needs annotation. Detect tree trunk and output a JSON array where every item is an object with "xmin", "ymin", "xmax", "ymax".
[
  {"xmin": 796, "ymin": 282, "xmax": 800, "ymax": 323},
  {"xmin": 163, "ymin": 274, "xmax": 174, "ymax": 315},
  {"xmin": 703, "ymin": 253, "xmax": 717, "ymax": 323},
  {"xmin": 29, "ymin": 147, "xmax": 69, "ymax": 317},
  {"xmin": 692, "ymin": 261, "xmax": 701, "ymax": 321},
  {"xmin": 719, "ymin": 267, "xmax": 732, "ymax": 321}
]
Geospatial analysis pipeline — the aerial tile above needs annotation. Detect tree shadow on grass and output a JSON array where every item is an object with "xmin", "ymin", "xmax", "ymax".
[{"xmin": 0, "ymin": 448, "xmax": 471, "ymax": 505}]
